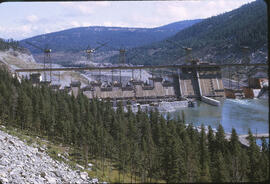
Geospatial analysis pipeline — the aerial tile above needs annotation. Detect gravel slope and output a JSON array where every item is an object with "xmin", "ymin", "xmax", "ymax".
[{"xmin": 0, "ymin": 129, "xmax": 99, "ymax": 184}]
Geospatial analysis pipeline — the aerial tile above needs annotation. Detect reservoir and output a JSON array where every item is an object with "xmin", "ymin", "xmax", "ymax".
[{"xmin": 170, "ymin": 99, "xmax": 269, "ymax": 135}]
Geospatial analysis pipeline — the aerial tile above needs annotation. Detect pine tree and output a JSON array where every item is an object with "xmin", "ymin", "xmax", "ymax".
[
  {"xmin": 207, "ymin": 125, "xmax": 215, "ymax": 160},
  {"xmin": 229, "ymin": 128, "xmax": 242, "ymax": 182},
  {"xmin": 199, "ymin": 124, "xmax": 211, "ymax": 182},
  {"xmin": 216, "ymin": 124, "xmax": 227, "ymax": 154},
  {"xmin": 182, "ymin": 128, "xmax": 199, "ymax": 182},
  {"xmin": 212, "ymin": 151, "xmax": 230, "ymax": 182},
  {"xmin": 246, "ymin": 129, "xmax": 262, "ymax": 182},
  {"xmin": 16, "ymin": 90, "xmax": 33, "ymax": 130},
  {"xmin": 259, "ymin": 137, "xmax": 269, "ymax": 181}
]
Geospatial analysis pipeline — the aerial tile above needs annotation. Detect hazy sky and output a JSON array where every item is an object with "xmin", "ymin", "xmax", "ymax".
[{"xmin": 0, "ymin": 0, "xmax": 256, "ymax": 40}]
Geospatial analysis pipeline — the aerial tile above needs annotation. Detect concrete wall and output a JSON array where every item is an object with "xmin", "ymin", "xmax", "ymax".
[
  {"xmin": 122, "ymin": 89, "xmax": 134, "ymax": 98},
  {"xmin": 201, "ymin": 96, "xmax": 220, "ymax": 106},
  {"xmin": 134, "ymin": 84, "xmax": 144, "ymax": 97},
  {"xmin": 179, "ymin": 78, "xmax": 196, "ymax": 97},
  {"xmin": 198, "ymin": 71, "xmax": 225, "ymax": 97},
  {"xmin": 164, "ymin": 86, "xmax": 175, "ymax": 96},
  {"xmin": 83, "ymin": 81, "xmax": 177, "ymax": 100},
  {"xmin": 80, "ymin": 66, "xmax": 226, "ymax": 100},
  {"xmin": 154, "ymin": 82, "xmax": 164, "ymax": 97},
  {"xmin": 199, "ymin": 78, "xmax": 213, "ymax": 96}
]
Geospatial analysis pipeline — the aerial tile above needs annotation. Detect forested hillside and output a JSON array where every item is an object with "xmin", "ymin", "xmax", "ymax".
[
  {"xmin": 0, "ymin": 68, "xmax": 268, "ymax": 183},
  {"xmin": 0, "ymin": 38, "xmax": 27, "ymax": 53},
  {"xmin": 19, "ymin": 19, "xmax": 201, "ymax": 65},
  {"xmin": 119, "ymin": 0, "xmax": 267, "ymax": 65}
]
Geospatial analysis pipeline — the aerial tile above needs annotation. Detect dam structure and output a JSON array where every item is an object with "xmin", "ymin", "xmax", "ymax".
[
  {"xmin": 70, "ymin": 61, "xmax": 226, "ymax": 105},
  {"xmin": 17, "ymin": 61, "xmax": 267, "ymax": 105},
  {"xmin": 81, "ymin": 77, "xmax": 177, "ymax": 102}
]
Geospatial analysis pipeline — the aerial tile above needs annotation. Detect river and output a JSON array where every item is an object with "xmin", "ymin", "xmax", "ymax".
[{"xmin": 169, "ymin": 99, "xmax": 269, "ymax": 135}]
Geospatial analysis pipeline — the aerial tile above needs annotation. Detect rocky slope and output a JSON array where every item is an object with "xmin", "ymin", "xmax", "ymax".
[
  {"xmin": 0, "ymin": 128, "xmax": 100, "ymax": 184},
  {"xmin": 0, "ymin": 48, "xmax": 92, "ymax": 88}
]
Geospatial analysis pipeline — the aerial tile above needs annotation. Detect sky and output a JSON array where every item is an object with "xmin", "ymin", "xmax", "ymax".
[{"xmin": 0, "ymin": 0, "xmax": 256, "ymax": 40}]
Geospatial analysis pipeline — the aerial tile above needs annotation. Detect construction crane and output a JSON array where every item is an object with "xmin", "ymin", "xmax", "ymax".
[
  {"xmin": 82, "ymin": 41, "xmax": 109, "ymax": 84},
  {"xmin": 86, "ymin": 41, "xmax": 109, "ymax": 61},
  {"xmin": 240, "ymin": 46, "xmax": 254, "ymax": 88},
  {"xmin": 25, "ymin": 41, "xmax": 52, "ymax": 82},
  {"xmin": 166, "ymin": 40, "xmax": 192, "ymax": 63},
  {"xmin": 101, "ymin": 44, "xmax": 128, "ymax": 65},
  {"xmin": 101, "ymin": 44, "xmax": 127, "ymax": 84},
  {"xmin": 103, "ymin": 44, "xmax": 144, "ymax": 82}
]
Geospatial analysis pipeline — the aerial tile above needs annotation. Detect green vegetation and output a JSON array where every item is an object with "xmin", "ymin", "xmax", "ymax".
[
  {"xmin": 0, "ymin": 67, "xmax": 269, "ymax": 183},
  {"xmin": 121, "ymin": 0, "xmax": 267, "ymax": 65},
  {"xmin": 0, "ymin": 38, "xmax": 26, "ymax": 52},
  {"xmin": 19, "ymin": 20, "xmax": 201, "ymax": 54}
]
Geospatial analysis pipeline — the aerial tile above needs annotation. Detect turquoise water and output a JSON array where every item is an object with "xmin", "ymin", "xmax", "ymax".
[{"xmin": 170, "ymin": 99, "xmax": 269, "ymax": 135}]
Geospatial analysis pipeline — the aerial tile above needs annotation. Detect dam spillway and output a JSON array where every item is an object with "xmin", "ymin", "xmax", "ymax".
[
  {"xmin": 80, "ymin": 77, "xmax": 177, "ymax": 101},
  {"xmin": 67, "ymin": 63, "xmax": 226, "ymax": 103}
]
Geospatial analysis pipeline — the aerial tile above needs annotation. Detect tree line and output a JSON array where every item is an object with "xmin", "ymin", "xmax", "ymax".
[
  {"xmin": 0, "ymin": 67, "xmax": 269, "ymax": 183},
  {"xmin": 0, "ymin": 38, "xmax": 27, "ymax": 52},
  {"xmin": 122, "ymin": 0, "xmax": 267, "ymax": 66}
]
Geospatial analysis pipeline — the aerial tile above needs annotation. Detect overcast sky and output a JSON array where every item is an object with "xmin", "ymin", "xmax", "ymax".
[{"xmin": 0, "ymin": 0, "xmax": 256, "ymax": 40}]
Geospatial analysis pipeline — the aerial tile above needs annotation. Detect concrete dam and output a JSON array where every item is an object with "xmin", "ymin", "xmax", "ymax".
[{"xmin": 67, "ymin": 64, "xmax": 225, "ymax": 103}]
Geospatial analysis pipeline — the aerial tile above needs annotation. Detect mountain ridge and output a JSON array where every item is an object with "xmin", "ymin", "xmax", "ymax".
[
  {"xmin": 119, "ymin": 0, "xmax": 267, "ymax": 65},
  {"xmin": 19, "ymin": 19, "xmax": 202, "ymax": 65}
]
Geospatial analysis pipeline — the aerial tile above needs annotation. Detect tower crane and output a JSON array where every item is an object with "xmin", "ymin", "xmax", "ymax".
[
  {"xmin": 166, "ymin": 40, "xmax": 193, "ymax": 64},
  {"xmin": 25, "ymin": 41, "xmax": 52, "ymax": 82},
  {"xmin": 85, "ymin": 41, "xmax": 109, "ymax": 61}
]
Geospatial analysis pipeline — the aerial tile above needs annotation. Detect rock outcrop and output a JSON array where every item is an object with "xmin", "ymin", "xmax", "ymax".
[{"xmin": 0, "ymin": 129, "xmax": 99, "ymax": 183}]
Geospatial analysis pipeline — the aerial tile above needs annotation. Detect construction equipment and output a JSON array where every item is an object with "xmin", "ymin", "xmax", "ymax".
[
  {"xmin": 25, "ymin": 41, "xmax": 52, "ymax": 82},
  {"xmin": 85, "ymin": 41, "xmax": 109, "ymax": 61},
  {"xmin": 166, "ymin": 40, "xmax": 192, "ymax": 63},
  {"xmin": 102, "ymin": 44, "xmax": 127, "ymax": 65}
]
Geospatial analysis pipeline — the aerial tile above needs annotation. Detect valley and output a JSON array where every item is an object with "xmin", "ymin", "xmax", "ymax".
[{"xmin": 0, "ymin": 0, "xmax": 269, "ymax": 183}]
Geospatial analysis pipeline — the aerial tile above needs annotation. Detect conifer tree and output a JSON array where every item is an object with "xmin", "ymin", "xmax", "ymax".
[
  {"xmin": 229, "ymin": 128, "xmax": 242, "ymax": 182},
  {"xmin": 216, "ymin": 124, "xmax": 227, "ymax": 154},
  {"xmin": 259, "ymin": 137, "xmax": 269, "ymax": 181},
  {"xmin": 199, "ymin": 125, "xmax": 211, "ymax": 182},
  {"xmin": 247, "ymin": 129, "xmax": 262, "ymax": 181},
  {"xmin": 212, "ymin": 151, "xmax": 230, "ymax": 182}
]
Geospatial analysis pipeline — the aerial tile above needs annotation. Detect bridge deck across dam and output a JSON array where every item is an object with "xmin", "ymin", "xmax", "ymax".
[{"xmin": 15, "ymin": 63, "xmax": 268, "ymax": 72}]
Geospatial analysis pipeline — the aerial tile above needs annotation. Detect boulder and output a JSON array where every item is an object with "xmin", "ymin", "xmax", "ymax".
[
  {"xmin": 45, "ymin": 176, "xmax": 57, "ymax": 184},
  {"xmin": 80, "ymin": 171, "xmax": 88, "ymax": 180}
]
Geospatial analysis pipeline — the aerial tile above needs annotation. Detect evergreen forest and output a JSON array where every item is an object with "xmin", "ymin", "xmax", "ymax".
[
  {"xmin": 119, "ymin": 0, "xmax": 267, "ymax": 65},
  {"xmin": 0, "ymin": 38, "xmax": 26, "ymax": 52},
  {"xmin": 0, "ymin": 67, "xmax": 269, "ymax": 183}
]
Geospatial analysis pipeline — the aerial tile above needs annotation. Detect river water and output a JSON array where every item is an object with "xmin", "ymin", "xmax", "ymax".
[{"xmin": 169, "ymin": 99, "xmax": 269, "ymax": 135}]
